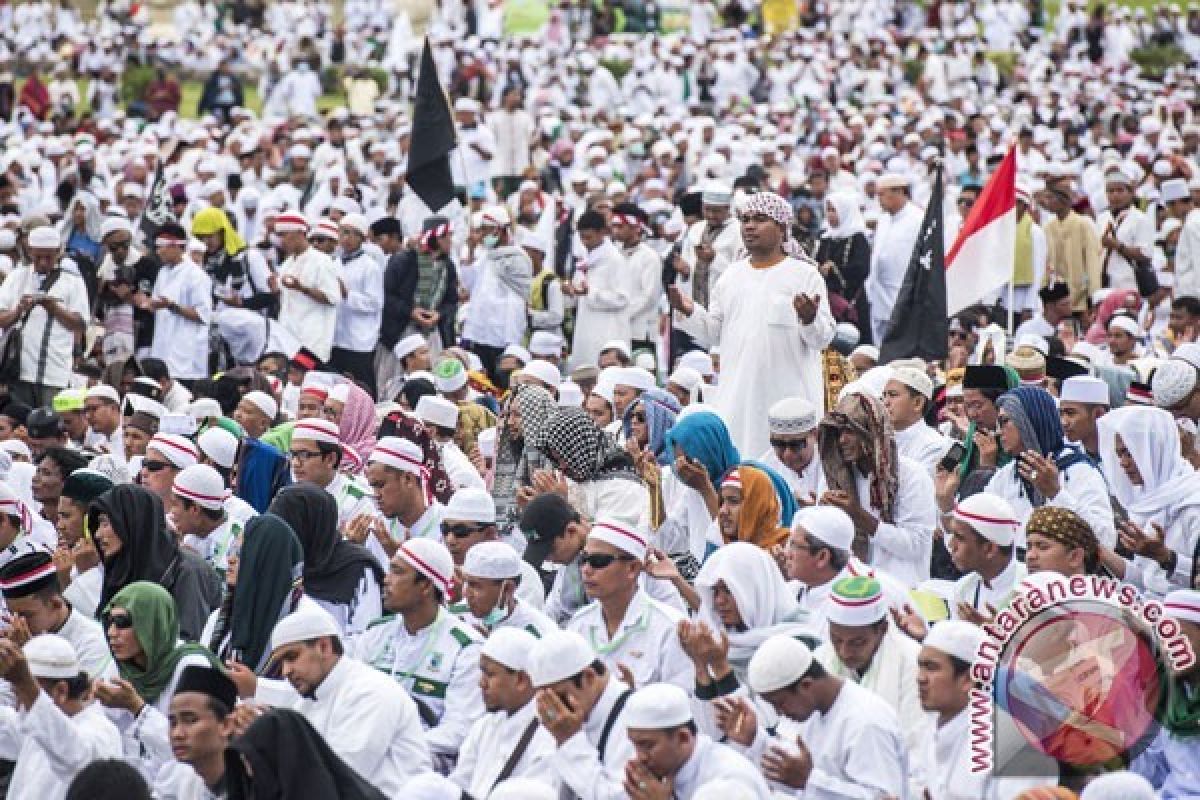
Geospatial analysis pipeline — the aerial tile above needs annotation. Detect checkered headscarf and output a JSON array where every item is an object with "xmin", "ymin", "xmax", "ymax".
[{"xmin": 738, "ymin": 191, "xmax": 803, "ymax": 257}]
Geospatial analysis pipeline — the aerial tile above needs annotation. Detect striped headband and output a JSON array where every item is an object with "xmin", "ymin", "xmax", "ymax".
[
  {"xmin": 275, "ymin": 212, "xmax": 309, "ymax": 233},
  {"xmin": 419, "ymin": 222, "xmax": 451, "ymax": 249},
  {"xmin": 172, "ymin": 481, "xmax": 229, "ymax": 509},
  {"xmin": 721, "ymin": 469, "xmax": 742, "ymax": 490},
  {"xmin": 369, "ymin": 439, "xmax": 432, "ymax": 503},
  {"xmin": 399, "ymin": 542, "xmax": 450, "ymax": 593},
  {"xmin": 293, "ymin": 419, "xmax": 341, "ymax": 446},
  {"xmin": 0, "ymin": 497, "xmax": 31, "ymax": 536},
  {"xmin": 587, "ymin": 519, "xmax": 648, "ymax": 559},
  {"xmin": 149, "ymin": 434, "xmax": 199, "ymax": 468},
  {"xmin": 0, "ymin": 558, "xmax": 55, "ymax": 593}
]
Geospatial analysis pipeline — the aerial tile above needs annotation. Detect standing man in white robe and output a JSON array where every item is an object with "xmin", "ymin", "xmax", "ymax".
[
  {"xmin": 274, "ymin": 211, "xmax": 342, "ymax": 364},
  {"xmin": 571, "ymin": 211, "xmax": 632, "ymax": 369},
  {"xmin": 669, "ymin": 192, "xmax": 835, "ymax": 456},
  {"xmin": 866, "ymin": 174, "xmax": 924, "ymax": 345},
  {"xmin": 145, "ymin": 224, "xmax": 213, "ymax": 385}
]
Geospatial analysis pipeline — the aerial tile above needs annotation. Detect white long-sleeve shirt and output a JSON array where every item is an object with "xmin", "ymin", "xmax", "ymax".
[
  {"xmin": 854, "ymin": 455, "xmax": 937, "ymax": 587},
  {"xmin": 1096, "ymin": 206, "xmax": 1155, "ymax": 291},
  {"xmin": 867, "ymin": 202, "xmax": 924, "ymax": 324},
  {"xmin": 550, "ymin": 678, "xmax": 636, "ymax": 800},
  {"xmin": 3, "ymin": 694, "xmax": 122, "ymax": 800},
  {"xmin": 332, "ymin": 248, "xmax": 384, "ymax": 353},
  {"xmin": 1175, "ymin": 209, "xmax": 1200, "ymax": 300},
  {"xmin": 450, "ymin": 701, "xmax": 557, "ymax": 797},
  {"xmin": 983, "ymin": 459, "xmax": 1116, "ymax": 550},
  {"xmin": 895, "ymin": 420, "xmax": 952, "ymax": 476},
  {"xmin": 567, "ymin": 588, "xmax": 692, "ymax": 690},
  {"xmin": 571, "ymin": 240, "xmax": 632, "ymax": 368},
  {"xmin": 278, "ymin": 246, "xmax": 342, "ymax": 362},
  {"xmin": 622, "ymin": 241, "xmax": 663, "ymax": 341},
  {"xmin": 151, "ymin": 259, "xmax": 213, "ymax": 381}
]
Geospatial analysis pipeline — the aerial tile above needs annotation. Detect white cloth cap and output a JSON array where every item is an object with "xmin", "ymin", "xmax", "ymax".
[
  {"xmin": 826, "ymin": 576, "xmax": 887, "ymax": 626},
  {"xmin": 242, "ymin": 390, "xmax": 278, "ymax": 420},
  {"xmin": 850, "ymin": 344, "xmax": 880, "ymax": 362},
  {"xmin": 147, "ymin": 434, "xmax": 199, "ymax": 469},
  {"xmin": 889, "ymin": 366, "xmax": 933, "ymax": 400},
  {"xmin": 415, "ymin": 395, "xmax": 459, "ymax": 430},
  {"xmin": 445, "ymin": 487, "xmax": 496, "ymax": 524},
  {"xmin": 340, "ymin": 213, "xmax": 369, "ymax": 236},
  {"xmin": 598, "ymin": 340, "xmax": 631, "ymax": 361},
  {"xmin": 520, "ymin": 359, "xmax": 562, "ymax": 388},
  {"xmin": 28, "ymin": 226, "xmax": 60, "ymax": 249},
  {"xmin": 173, "ymin": 464, "xmax": 227, "ymax": 511},
  {"xmin": 270, "ymin": 604, "xmax": 341, "ymax": 651},
  {"xmin": 502, "ymin": 344, "xmax": 532, "ymax": 364},
  {"xmin": 529, "ymin": 331, "xmax": 563, "ymax": 356},
  {"xmin": 327, "ymin": 383, "xmax": 351, "ymax": 405},
  {"xmin": 791, "ymin": 505, "xmax": 854, "ymax": 552},
  {"xmin": 557, "ymin": 381, "xmax": 583, "ymax": 407},
  {"xmin": 480, "ymin": 626, "xmax": 538, "ymax": 672},
  {"xmin": 952, "ymin": 493, "xmax": 1019, "ymax": 546},
  {"xmin": 477, "ymin": 427, "xmax": 497, "ymax": 459},
  {"xmin": 188, "ymin": 398, "xmax": 223, "ymax": 420},
  {"xmin": 394, "ymin": 333, "xmax": 427, "ymax": 361},
  {"xmin": 1173, "ymin": 343, "xmax": 1200, "ymax": 371},
  {"xmin": 1163, "ymin": 589, "xmax": 1200, "ymax": 626},
  {"xmin": 701, "ymin": 182, "xmax": 733, "ymax": 205},
  {"xmin": 463, "ymin": 540, "xmax": 521, "ymax": 580},
  {"xmin": 1060, "ymin": 376, "xmax": 1110, "ymax": 406},
  {"xmin": 1079, "ymin": 772, "xmax": 1157, "ymax": 800},
  {"xmin": 369, "ymin": 436, "xmax": 425, "ymax": 478},
  {"xmin": 747, "ymin": 634, "xmax": 814, "ymax": 694},
  {"xmin": 923, "ymin": 619, "xmax": 985, "ymax": 664},
  {"xmin": 1108, "ymin": 315, "xmax": 1140, "ymax": 337},
  {"xmin": 1161, "ymin": 178, "xmax": 1190, "ymax": 203},
  {"xmin": 99, "ymin": 217, "xmax": 133, "ymax": 239},
  {"xmin": 490, "ymin": 779, "xmax": 557, "ymax": 800},
  {"xmin": 677, "ymin": 350, "xmax": 713, "ymax": 377},
  {"xmin": 587, "ymin": 517, "xmax": 648, "ymax": 561},
  {"xmin": 528, "ymin": 630, "xmax": 596, "ymax": 687},
  {"xmin": 624, "ymin": 683, "xmax": 694, "ymax": 730},
  {"xmin": 85, "ymin": 384, "xmax": 120, "ymax": 405},
  {"xmin": 292, "ymin": 418, "xmax": 340, "ymax": 446},
  {"xmin": 397, "ymin": 539, "xmax": 454, "ymax": 594},
  {"xmin": 197, "ymin": 427, "xmax": 239, "ymax": 470},
  {"xmin": 667, "ymin": 366, "xmax": 702, "ymax": 393},
  {"xmin": 24, "ymin": 634, "xmax": 80, "ymax": 679},
  {"xmin": 768, "ymin": 396, "xmax": 818, "ymax": 434},
  {"xmin": 480, "ymin": 204, "xmax": 511, "ymax": 227},
  {"xmin": 1152, "ymin": 359, "xmax": 1197, "ymax": 409},
  {"xmin": 878, "ymin": 172, "xmax": 910, "ymax": 189},
  {"xmin": 612, "ymin": 367, "xmax": 655, "ymax": 392}
]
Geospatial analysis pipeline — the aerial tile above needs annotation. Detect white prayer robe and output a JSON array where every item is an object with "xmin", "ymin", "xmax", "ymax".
[
  {"xmin": 895, "ymin": 420, "xmax": 951, "ymax": 476},
  {"xmin": 856, "ymin": 455, "xmax": 938, "ymax": 587},
  {"xmin": 668, "ymin": 735, "xmax": 773, "ymax": 798},
  {"xmin": 866, "ymin": 202, "xmax": 924, "ymax": 345},
  {"xmin": 982, "ymin": 460, "xmax": 1116, "ymax": 550},
  {"xmin": 758, "ymin": 448, "xmax": 827, "ymax": 505},
  {"xmin": 253, "ymin": 656, "xmax": 431, "ymax": 795},
  {"xmin": 1175, "ymin": 209, "xmax": 1200, "ymax": 300},
  {"xmin": 917, "ymin": 707, "xmax": 1054, "ymax": 799},
  {"xmin": 150, "ymin": 260, "xmax": 213, "ymax": 381},
  {"xmin": 278, "ymin": 246, "xmax": 342, "ymax": 362},
  {"xmin": 567, "ymin": 587, "xmax": 692, "ymax": 690},
  {"xmin": 676, "ymin": 256, "xmax": 835, "ymax": 456},
  {"xmin": 550, "ymin": 678, "xmax": 636, "ymax": 800},
  {"xmin": 950, "ymin": 558, "xmax": 1027, "ymax": 618},
  {"xmin": 571, "ymin": 240, "xmax": 632, "ymax": 368},
  {"xmin": 622, "ymin": 241, "xmax": 664, "ymax": 343},
  {"xmin": 3, "ymin": 694, "xmax": 121, "ymax": 800},
  {"xmin": 450, "ymin": 702, "xmax": 556, "ymax": 798}
]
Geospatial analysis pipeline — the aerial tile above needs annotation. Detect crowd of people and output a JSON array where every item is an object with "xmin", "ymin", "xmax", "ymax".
[{"xmin": 0, "ymin": 0, "xmax": 1200, "ymax": 798}]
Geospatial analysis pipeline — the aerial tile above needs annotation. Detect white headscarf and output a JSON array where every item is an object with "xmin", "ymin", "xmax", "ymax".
[
  {"xmin": 695, "ymin": 542, "xmax": 811, "ymax": 677},
  {"xmin": 1098, "ymin": 405, "xmax": 1200, "ymax": 521},
  {"xmin": 823, "ymin": 191, "xmax": 866, "ymax": 239}
]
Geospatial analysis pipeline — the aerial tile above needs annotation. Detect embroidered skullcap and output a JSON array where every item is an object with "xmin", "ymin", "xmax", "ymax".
[
  {"xmin": 768, "ymin": 396, "xmax": 818, "ymax": 434},
  {"xmin": 826, "ymin": 576, "xmax": 887, "ymax": 626},
  {"xmin": 463, "ymin": 540, "xmax": 520, "ymax": 579},
  {"xmin": 889, "ymin": 366, "xmax": 934, "ymax": 399},
  {"xmin": 1152, "ymin": 358, "xmax": 1197, "ymax": 409},
  {"xmin": 1025, "ymin": 506, "xmax": 1097, "ymax": 565},
  {"xmin": 1079, "ymin": 771, "xmax": 1156, "ymax": 800}
]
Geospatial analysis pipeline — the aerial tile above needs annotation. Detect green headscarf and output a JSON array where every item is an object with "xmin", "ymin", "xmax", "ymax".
[
  {"xmin": 1162, "ymin": 671, "xmax": 1200, "ymax": 737},
  {"xmin": 107, "ymin": 581, "xmax": 223, "ymax": 705},
  {"xmin": 229, "ymin": 514, "xmax": 304, "ymax": 672}
]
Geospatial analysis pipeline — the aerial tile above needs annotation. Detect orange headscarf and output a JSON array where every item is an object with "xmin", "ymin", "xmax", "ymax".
[{"xmin": 726, "ymin": 465, "xmax": 790, "ymax": 550}]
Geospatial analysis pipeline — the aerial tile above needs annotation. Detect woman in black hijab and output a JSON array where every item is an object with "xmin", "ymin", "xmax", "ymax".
[
  {"xmin": 267, "ymin": 483, "xmax": 383, "ymax": 633},
  {"xmin": 90, "ymin": 484, "xmax": 223, "ymax": 641},
  {"xmin": 225, "ymin": 708, "xmax": 386, "ymax": 800}
]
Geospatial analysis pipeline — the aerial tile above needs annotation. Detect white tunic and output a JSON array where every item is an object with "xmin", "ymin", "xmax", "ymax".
[
  {"xmin": 450, "ymin": 702, "xmax": 556, "ymax": 798},
  {"xmin": 895, "ymin": 420, "xmax": 951, "ymax": 476},
  {"xmin": 866, "ymin": 203, "xmax": 924, "ymax": 341},
  {"xmin": 278, "ymin": 246, "xmax": 342, "ymax": 362},
  {"xmin": 0, "ymin": 266, "xmax": 90, "ymax": 388},
  {"xmin": 571, "ymin": 240, "xmax": 633, "ymax": 368},
  {"xmin": 669, "ymin": 735, "xmax": 773, "ymax": 798},
  {"xmin": 4, "ymin": 695, "xmax": 122, "ymax": 800},
  {"xmin": 332, "ymin": 248, "xmax": 384, "ymax": 353},
  {"xmin": 759, "ymin": 448, "xmax": 826, "ymax": 505},
  {"xmin": 150, "ymin": 259, "xmax": 213, "ymax": 381},
  {"xmin": 982, "ymin": 460, "xmax": 1116, "ymax": 550},
  {"xmin": 622, "ymin": 241, "xmax": 664, "ymax": 342},
  {"xmin": 676, "ymin": 256, "xmax": 835, "ymax": 456},
  {"xmin": 917, "ymin": 707, "xmax": 1055, "ymax": 799},
  {"xmin": 856, "ymin": 455, "xmax": 938, "ymax": 587},
  {"xmin": 567, "ymin": 587, "xmax": 692, "ymax": 690},
  {"xmin": 551, "ymin": 678, "xmax": 636, "ymax": 800}
]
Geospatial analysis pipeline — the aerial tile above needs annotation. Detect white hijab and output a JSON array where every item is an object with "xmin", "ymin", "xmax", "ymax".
[
  {"xmin": 823, "ymin": 191, "xmax": 867, "ymax": 239},
  {"xmin": 1098, "ymin": 405, "xmax": 1200, "ymax": 522}
]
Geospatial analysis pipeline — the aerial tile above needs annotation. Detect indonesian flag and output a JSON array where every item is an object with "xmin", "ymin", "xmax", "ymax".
[{"xmin": 946, "ymin": 146, "xmax": 1017, "ymax": 314}]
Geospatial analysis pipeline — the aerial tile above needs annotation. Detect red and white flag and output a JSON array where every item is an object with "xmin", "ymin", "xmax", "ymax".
[{"xmin": 946, "ymin": 146, "xmax": 1017, "ymax": 314}]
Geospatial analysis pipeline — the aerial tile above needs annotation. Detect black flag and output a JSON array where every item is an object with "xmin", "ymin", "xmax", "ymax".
[
  {"xmin": 879, "ymin": 162, "xmax": 948, "ymax": 363},
  {"xmin": 406, "ymin": 39, "xmax": 458, "ymax": 213},
  {"xmin": 140, "ymin": 137, "xmax": 181, "ymax": 245}
]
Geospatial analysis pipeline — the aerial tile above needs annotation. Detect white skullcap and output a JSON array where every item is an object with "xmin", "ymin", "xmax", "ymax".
[
  {"xmin": 404, "ymin": 773, "xmax": 462, "ymax": 800},
  {"xmin": 557, "ymin": 381, "xmax": 583, "ymax": 407},
  {"xmin": 99, "ymin": 217, "xmax": 133, "ymax": 239},
  {"xmin": 172, "ymin": 464, "xmax": 227, "ymax": 511},
  {"xmin": 924, "ymin": 619, "xmax": 985, "ymax": 664},
  {"xmin": 433, "ymin": 358, "xmax": 468, "ymax": 393},
  {"xmin": 502, "ymin": 344, "xmax": 531, "ymax": 364},
  {"xmin": 327, "ymin": 383, "xmax": 351, "ymax": 404},
  {"xmin": 477, "ymin": 427, "xmax": 497, "ymax": 459},
  {"xmin": 792, "ymin": 505, "xmax": 854, "ymax": 552},
  {"xmin": 0, "ymin": 230, "xmax": 16, "ymax": 249},
  {"xmin": 242, "ymin": 390, "xmax": 278, "ymax": 420},
  {"xmin": 292, "ymin": 418, "xmax": 340, "ymax": 446},
  {"xmin": 197, "ymin": 427, "xmax": 239, "ymax": 470},
  {"xmin": 952, "ymin": 493, "xmax": 1019, "ymax": 547},
  {"xmin": 889, "ymin": 366, "xmax": 933, "ymax": 400},
  {"xmin": 826, "ymin": 576, "xmax": 887, "ymax": 627},
  {"xmin": 520, "ymin": 359, "xmax": 562, "ymax": 388},
  {"xmin": 394, "ymin": 333, "xmax": 427, "ymax": 361},
  {"xmin": 480, "ymin": 626, "xmax": 538, "ymax": 672},
  {"xmin": 624, "ymin": 683, "xmax": 694, "ymax": 730},
  {"xmin": 490, "ymin": 779, "xmax": 558, "ymax": 800},
  {"xmin": 667, "ymin": 366, "xmax": 702, "ymax": 393},
  {"xmin": 528, "ymin": 630, "xmax": 596, "ymax": 687},
  {"xmin": 677, "ymin": 350, "xmax": 713, "ymax": 377},
  {"xmin": 480, "ymin": 204, "xmax": 511, "ymax": 227},
  {"xmin": 1161, "ymin": 178, "xmax": 1190, "ymax": 203},
  {"xmin": 370, "ymin": 436, "xmax": 425, "ymax": 478},
  {"xmin": 86, "ymin": 384, "xmax": 120, "ymax": 405},
  {"xmin": 1079, "ymin": 772, "xmax": 1157, "ymax": 800},
  {"xmin": 1163, "ymin": 589, "xmax": 1200, "ymax": 626},
  {"xmin": 147, "ymin": 434, "xmax": 199, "ymax": 469},
  {"xmin": 1015, "ymin": 333, "xmax": 1050, "ymax": 356},
  {"xmin": 1152, "ymin": 359, "xmax": 1197, "ymax": 409},
  {"xmin": 270, "ymin": 604, "xmax": 341, "ymax": 651},
  {"xmin": 587, "ymin": 516, "xmax": 648, "ymax": 561},
  {"xmin": 850, "ymin": 344, "xmax": 880, "ymax": 362},
  {"xmin": 747, "ymin": 634, "xmax": 814, "ymax": 694},
  {"xmin": 464, "ymin": 540, "xmax": 521, "ymax": 580},
  {"xmin": 1174, "ymin": 343, "xmax": 1200, "ymax": 371},
  {"xmin": 415, "ymin": 395, "xmax": 459, "ymax": 430},
  {"xmin": 598, "ymin": 339, "xmax": 631, "ymax": 361},
  {"xmin": 768, "ymin": 396, "xmax": 818, "ymax": 435},
  {"xmin": 1060, "ymin": 376, "xmax": 1110, "ymax": 406},
  {"xmin": 397, "ymin": 539, "xmax": 455, "ymax": 594},
  {"xmin": 701, "ymin": 181, "xmax": 733, "ymax": 205},
  {"xmin": 340, "ymin": 212, "xmax": 369, "ymax": 236},
  {"xmin": 612, "ymin": 367, "xmax": 655, "ymax": 392},
  {"xmin": 1108, "ymin": 315, "xmax": 1140, "ymax": 337},
  {"xmin": 634, "ymin": 352, "xmax": 657, "ymax": 372},
  {"xmin": 878, "ymin": 172, "xmax": 911, "ymax": 189},
  {"xmin": 27, "ymin": 226, "xmax": 60, "ymax": 249},
  {"xmin": 0, "ymin": 440, "xmax": 31, "ymax": 461},
  {"xmin": 188, "ymin": 397, "xmax": 223, "ymax": 420},
  {"xmin": 445, "ymin": 487, "xmax": 496, "ymax": 524},
  {"xmin": 528, "ymin": 331, "xmax": 563, "ymax": 357},
  {"xmin": 24, "ymin": 634, "xmax": 80, "ymax": 679}
]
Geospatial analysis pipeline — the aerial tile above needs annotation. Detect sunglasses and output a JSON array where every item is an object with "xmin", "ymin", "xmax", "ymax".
[
  {"xmin": 442, "ymin": 523, "xmax": 486, "ymax": 539},
  {"xmin": 141, "ymin": 459, "xmax": 172, "ymax": 472},
  {"xmin": 770, "ymin": 438, "xmax": 808, "ymax": 451},
  {"xmin": 580, "ymin": 551, "xmax": 634, "ymax": 569},
  {"xmin": 104, "ymin": 612, "xmax": 134, "ymax": 630}
]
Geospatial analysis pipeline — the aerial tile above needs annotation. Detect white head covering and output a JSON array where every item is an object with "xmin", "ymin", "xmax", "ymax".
[
  {"xmin": 747, "ymin": 634, "xmax": 814, "ymax": 694},
  {"xmin": 624, "ymin": 683, "xmax": 693, "ymax": 729},
  {"xmin": 1079, "ymin": 772, "xmax": 1156, "ymax": 800},
  {"xmin": 952, "ymin": 493, "xmax": 1019, "ymax": 546},
  {"xmin": 586, "ymin": 517, "xmax": 648, "ymax": 561},
  {"xmin": 791, "ymin": 505, "xmax": 854, "ymax": 552},
  {"xmin": 923, "ymin": 619, "xmax": 985, "ymax": 664},
  {"xmin": 242, "ymin": 390, "xmax": 278, "ymax": 420},
  {"xmin": 528, "ymin": 630, "xmax": 596, "ymax": 687},
  {"xmin": 270, "ymin": 604, "xmax": 341, "ymax": 651},
  {"xmin": 823, "ymin": 191, "xmax": 867, "ymax": 239},
  {"xmin": 1097, "ymin": 406, "xmax": 1200, "ymax": 527},
  {"xmin": 24, "ymin": 634, "xmax": 80, "ymax": 679},
  {"xmin": 480, "ymin": 626, "xmax": 537, "ymax": 672}
]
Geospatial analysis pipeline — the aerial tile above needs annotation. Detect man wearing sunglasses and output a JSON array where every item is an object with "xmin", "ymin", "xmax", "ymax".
[
  {"xmin": 760, "ymin": 396, "xmax": 823, "ymax": 506},
  {"xmin": 441, "ymin": 488, "xmax": 544, "ymax": 610},
  {"xmin": 138, "ymin": 433, "xmax": 199, "ymax": 505},
  {"xmin": 566, "ymin": 517, "xmax": 691, "ymax": 691}
]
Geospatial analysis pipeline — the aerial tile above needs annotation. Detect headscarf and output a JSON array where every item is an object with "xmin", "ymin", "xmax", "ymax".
[
  {"xmin": 738, "ymin": 191, "xmax": 804, "ymax": 257},
  {"xmin": 622, "ymin": 388, "xmax": 680, "ymax": 466},
  {"xmin": 538, "ymin": 407, "xmax": 639, "ymax": 484},
  {"xmin": 225, "ymin": 708, "xmax": 387, "ymax": 800},
  {"xmin": 1025, "ymin": 507, "xmax": 1098, "ymax": 572},
  {"xmin": 63, "ymin": 191, "xmax": 104, "ymax": 241},
  {"xmin": 191, "ymin": 206, "xmax": 248, "ymax": 256},
  {"xmin": 1085, "ymin": 289, "xmax": 1142, "ymax": 345},
  {"xmin": 663, "ymin": 410, "xmax": 741, "ymax": 488},
  {"xmin": 90, "ymin": 485, "xmax": 183, "ymax": 626},
  {"xmin": 695, "ymin": 542, "xmax": 811, "ymax": 679},
  {"xmin": 268, "ymin": 484, "xmax": 383, "ymax": 606},
  {"xmin": 819, "ymin": 391, "xmax": 898, "ymax": 523},
  {"xmin": 996, "ymin": 386, "xmax": 1091, "ymax": 506},
  {"xmin": 723, "ymin": 464, "xmax": 792, "ymax": 549},
  {"xmin": 515, "ymin": 384, "xmax": 559, "ymax": 446},
  {"xmin": 823, "ymin": 191, "xmax": 867, "ymax": 239},
  {"xmin": 334, "ymin": 381, "xmax": 377, "ymax": 469},
  {"xmin": 378, "ymin": 411, "xmax": 453, "ymax": 503},
  {"xmin": 106, "ymin": 582, "xmax": 222, "ymax": 705},
  {"xmin": 1097, "ymin": 406, "xmax": 1200, "ymax": 521},
  {"xmin": 214, "ymin": 514, "xmax": 305, "ymax": 673}
]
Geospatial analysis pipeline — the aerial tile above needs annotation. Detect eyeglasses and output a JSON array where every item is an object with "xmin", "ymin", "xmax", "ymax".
[
  {"xmin": 580, "ymin": 551, "xmax": 634, "ymax": 569},
  {"xmin": 770, "ymin": 438, "xmax": 808, "ymax": 452},
  {"xmin": 141, "ymin": 459, "xmax": 172, "ymax": 472},
  {"xmin": 288, "ymin": 450, "xmax": 323, "ymax": 462},
  {"xmin": 442, "ymin": 523, "xmax": 487, "ymax": 539},
  {"xmin": 104, "ymin": 612, "xmax": 134, "ymax": 630}
]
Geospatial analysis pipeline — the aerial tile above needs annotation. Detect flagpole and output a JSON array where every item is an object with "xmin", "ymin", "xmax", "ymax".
[{"xmin": 1008, "ymin": 274, "xmax": 1015, "ymax": 338}]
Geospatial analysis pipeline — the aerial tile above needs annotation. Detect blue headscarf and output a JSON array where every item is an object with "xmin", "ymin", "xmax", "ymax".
[
  {"xmin": 663, "ymin": 411, "xmax": 740, "ymax": 487},
  {"xmin": 997, "ymin": 386, "xmax": 1091, "ymax": 505},
  {"xmin": 623, "ymin": 388, "xmax": 681, "ymax": 466}
]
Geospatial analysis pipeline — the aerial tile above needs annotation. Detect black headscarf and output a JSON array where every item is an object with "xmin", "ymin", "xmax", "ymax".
[
  {"xmin": 224, "ymin": 708, "xmax": 387, "ymax": 800},
  {"xmin": 537, "ymin": 407, "xmax": 639, "ymax": 484},
  {"xmin": 267, "ymin": 483, "xmax": 383, "ymax": 606},
  {"xmin": 90, "ymin": 484, "xmax": 182, "ymax": 624}
]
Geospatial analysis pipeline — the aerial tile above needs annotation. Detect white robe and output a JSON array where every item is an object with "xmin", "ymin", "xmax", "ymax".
[
  {"xmin": 449, "ymin": 702, "xmax": 556, "ymax": 798},
  {"xmin": 856, "ymin": 455, "xmax": 938, "ymax": 587},
  {"xmin": 676, "ymin": 256, "xmax": 835, "ymax": 456},
  {"xmin": 3, "ymin": 695, "xmax": 122, "ymax": 800},
  {"xmin": 916, "ymin": 707, "xmax": 1056, "ymax": 799},
  {"xmin": 571, "ymin": 240, "xmax": 632, "ymax": 368},
  {"xmin": 895, "ymin": 420, "xmax": 952, "ymax": 476},
  {"xmin": 867, "ymin": 203, "xmax": 924, "ymax": 344},
  {"xmin": 982, "ymin": 460, "xmax": 1116, "ymax": 550}
]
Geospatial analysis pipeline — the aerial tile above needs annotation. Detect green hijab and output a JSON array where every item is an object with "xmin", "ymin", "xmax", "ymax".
[{"xmin": 107, "ymin": 581, "xmax": 223, "ymax": 705}]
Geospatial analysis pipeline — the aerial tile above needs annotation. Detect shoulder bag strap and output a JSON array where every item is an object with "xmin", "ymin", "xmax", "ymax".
[
  {"xmin": 31, "ymin": 269, "xmax": 65, "ymax": 386},
  {"xmin": 489, "ymin": 717, "xmax": 541, "ymax": 793},
  {"xmin": 597, "ymin": 688, "xmax": 634, "ymax": 762}
]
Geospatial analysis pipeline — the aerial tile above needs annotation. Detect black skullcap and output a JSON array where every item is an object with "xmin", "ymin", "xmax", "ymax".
[
  {"xmin": 62, "ymin": 469, "xmax": 115, "ymax": 506},
  {"xmin": 369, "ymin": 216, "xmax": 402, "ymax": 236},
  {"xmin": 1039, "ymin": 281, "xmax": 1070, "ymax": 304},
  {"xmin": 1046, "ymin": 357, "xmax": 1090, "ymax": 382},
  {"xmin": 25, "ymin": 407, "xmax": 63, "ymax": 438},
  {"xmin": 175, "ymin": 665, "xmax": 238, "ymax": 711},
  {"xmin": 962, "ymin": 365, "xmax": 1015, "ymax": 392},
  {"xmin": 0, "ymin": 400, "xmax": 31, "ymax": 427}
]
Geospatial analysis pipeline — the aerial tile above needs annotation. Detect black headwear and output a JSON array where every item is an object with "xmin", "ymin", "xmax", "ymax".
[
  {"xmin": 0, "ymin": 551, "xmax": 58, "ymax": 598},
  {"xmin": 90, "ymin": 484, "xmax": 180, "ymax": 623},
  {"xmin": 225, "ymin": 708, "xmax": 387, "ymax": 800},
  {"xmin": 267, "ymin": 484, "xmax": 382, "ymax": 606},
  {"xmin": 175, "ymin": 664, "xmax": 238, "ymax": 711},
  {"xmin": 61, "ymin": 469, "xmax": 115, "ymax": 507}
]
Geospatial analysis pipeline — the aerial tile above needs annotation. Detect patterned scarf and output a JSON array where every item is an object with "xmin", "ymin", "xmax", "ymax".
[
  {"xmin": 738, "ymin": 191, "xmax": 804, "ymax": 258},
  {"xmin": 818, "ymin": 392, "xmax": 898, "ymax": 523},
  {"xmin": 379, "ymin": 411, "xmax": 454, "ymax": 503},
  {"xmin": 538, "ymin": 407, "xmax": 640, "ymax": 484}
]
